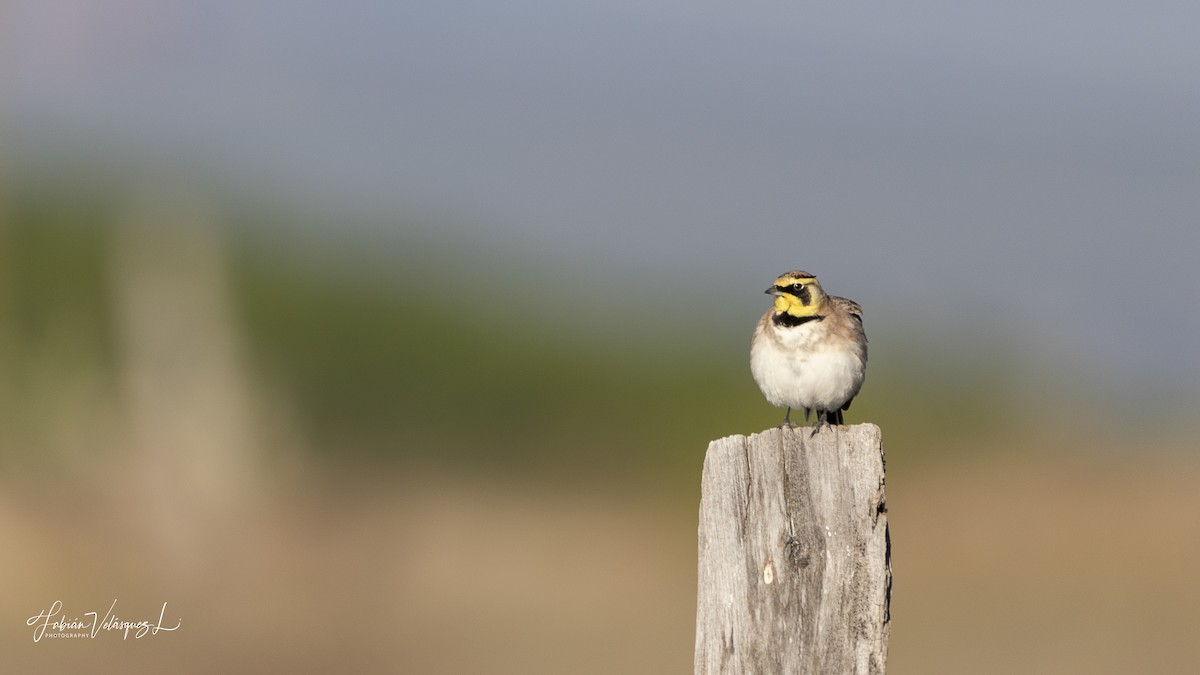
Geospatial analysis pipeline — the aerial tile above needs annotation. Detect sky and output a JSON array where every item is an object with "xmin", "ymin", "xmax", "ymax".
[{"xmin": 3, "ymin": 1, "xmax": 1199, "ymax": 389}]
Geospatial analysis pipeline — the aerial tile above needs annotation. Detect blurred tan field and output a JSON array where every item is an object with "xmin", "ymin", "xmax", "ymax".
[
  {"xmin": 2, "ymin": 179, "xmax": 1198, "ymax": 673},
  {"xmin": 5, "ymin": 440, "xmax": 1199, "ymax": 673}
]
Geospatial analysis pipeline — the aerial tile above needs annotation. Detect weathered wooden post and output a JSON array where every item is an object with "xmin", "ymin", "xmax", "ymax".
[{"xmin": 695, "ymin": 424, "xmax": 890, "ymax": 674}]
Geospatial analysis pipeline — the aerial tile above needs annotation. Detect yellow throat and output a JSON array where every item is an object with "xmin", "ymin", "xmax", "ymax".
[{"xmin": 774, "ymin": 293, "xmax": 822, "ymax": 317}]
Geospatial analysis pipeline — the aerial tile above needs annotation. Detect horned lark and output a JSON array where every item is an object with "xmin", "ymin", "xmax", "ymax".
[{"xmin": 750, "ymin": 270, "xmax": 867, "ymax": 430}]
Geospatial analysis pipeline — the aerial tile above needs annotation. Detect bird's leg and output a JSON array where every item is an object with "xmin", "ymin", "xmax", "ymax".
[
  {"xmin": 781, "ymin": 407, "xmax": 794, "ymax": 428},
  {"xmin": 804, "ymin": 408, "xmax": 812, "ymax": 424}
]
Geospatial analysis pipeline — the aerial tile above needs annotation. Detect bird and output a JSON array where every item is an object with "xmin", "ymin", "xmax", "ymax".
[{"xmin": 750, "ymin": 269, "xmax": 867, "ymax": 431}]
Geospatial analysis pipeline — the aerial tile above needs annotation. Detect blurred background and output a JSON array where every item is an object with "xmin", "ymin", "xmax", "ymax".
[{"xmin": 2, "ymin": 2, "xmax": 1198, "ymax": 672}]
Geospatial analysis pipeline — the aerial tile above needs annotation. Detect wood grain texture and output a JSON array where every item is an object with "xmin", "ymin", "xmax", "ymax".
[{"xmin": 694, "ymin": 424, "xmax": 890, "ymax": 675}]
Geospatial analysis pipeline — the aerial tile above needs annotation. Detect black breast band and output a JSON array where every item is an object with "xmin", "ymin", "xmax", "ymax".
[{"xmin": 774, "ymin": 313, "xmax": 824, "ymax": 328}]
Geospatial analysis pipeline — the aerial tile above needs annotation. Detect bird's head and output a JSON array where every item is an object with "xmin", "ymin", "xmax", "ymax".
[{"xmin": 766, "ymin": 270, "xmax": 828, "ymax": 318}]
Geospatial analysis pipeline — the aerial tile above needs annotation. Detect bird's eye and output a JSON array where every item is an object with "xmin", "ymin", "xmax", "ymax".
[{"xmin": 791, "ymin": 283, "xmax": 805, "ymax": 292}]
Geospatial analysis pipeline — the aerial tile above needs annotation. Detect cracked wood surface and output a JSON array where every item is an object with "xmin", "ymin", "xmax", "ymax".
[{"xmin": 695, "ymin": 424, "xmax": 890, "ymax": 674}]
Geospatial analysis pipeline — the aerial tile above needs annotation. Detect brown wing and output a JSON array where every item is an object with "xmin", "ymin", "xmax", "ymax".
[
  {"xmin": 830, "ymin": 295, "xmax": 863, "ymax": 322},
  {"xmin": 830, "ymin": 295, "xmax": 866, "ymax": 413}
]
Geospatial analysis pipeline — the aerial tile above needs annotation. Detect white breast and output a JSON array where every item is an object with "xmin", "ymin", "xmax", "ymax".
[{"xmin": 751, "ymin": 320, "xmax": 865, "ymax": 412}]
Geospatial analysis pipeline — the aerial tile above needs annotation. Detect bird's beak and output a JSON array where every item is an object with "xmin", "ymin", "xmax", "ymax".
[{"xmin": 765, "ymin": 287, "xmax": 782, "ymax": 296}]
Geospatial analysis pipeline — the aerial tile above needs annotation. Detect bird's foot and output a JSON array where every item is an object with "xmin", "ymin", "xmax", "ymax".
[{"xmin": 810, "ymin": 410, "xmax": 832, "ymax": 438}]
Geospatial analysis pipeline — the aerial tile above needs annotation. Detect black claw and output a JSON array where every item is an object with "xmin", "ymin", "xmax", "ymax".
[{"xmin": 809, "ymin": 410, "xmax": 840, "ymax": 437}]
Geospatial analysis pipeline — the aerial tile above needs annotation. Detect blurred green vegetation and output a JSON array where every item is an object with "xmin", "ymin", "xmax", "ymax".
[
  {"xmin": 0, "ymin": 181, "xmax": 120, "ymax": 447},
  {"xmin": 0, "ymin": 172, "xmax": 1051, "ymax": 484}
]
